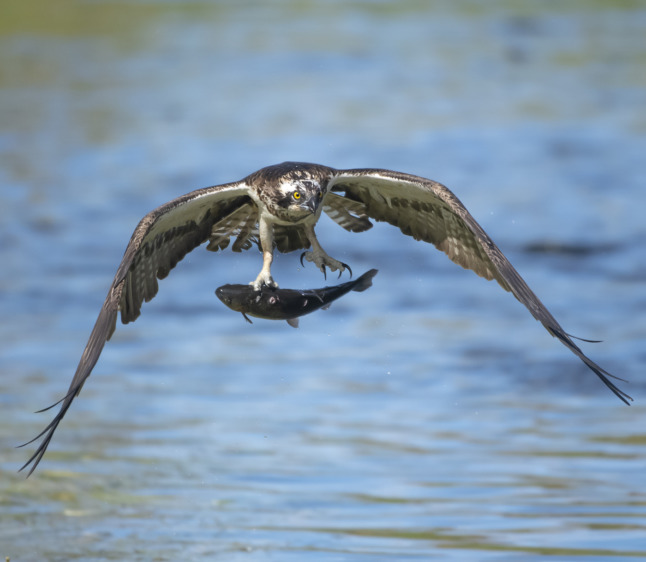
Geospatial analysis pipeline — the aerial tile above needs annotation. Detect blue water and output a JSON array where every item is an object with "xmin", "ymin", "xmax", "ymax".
[{"xmin": 1, "ymin": 2, "xmax": 645, "ymax": 560}]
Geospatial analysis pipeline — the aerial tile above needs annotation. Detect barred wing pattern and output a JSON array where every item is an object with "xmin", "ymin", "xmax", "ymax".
[
  {"xmin": 328, "ymin": 168, "xmax": 631, "ymax": 405},
  {"xmin": 19, "ymin": 181, "xmax": 253, "ymax": 475},
  {"xmin": 20, "ymin": 161, "xmax": 631, "ymax": 477},
  {"xmin": 322, "ymin": 192, "xmax": 373, "ymax": 233}
]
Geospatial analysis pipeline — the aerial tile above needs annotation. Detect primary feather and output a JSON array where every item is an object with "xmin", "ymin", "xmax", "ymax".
[{"xmin": 19, "ymin": 161, "xmax": 631, "ymax": 477}]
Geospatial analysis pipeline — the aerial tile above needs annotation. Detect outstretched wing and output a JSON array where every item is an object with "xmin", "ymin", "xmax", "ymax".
[
  {"xmin": 328, "ymin": 168, "xmax": 632, "ymax": 405},
  {"xmin": 19, "ymin": 180, "xmax": 255, "ymax": 476}
]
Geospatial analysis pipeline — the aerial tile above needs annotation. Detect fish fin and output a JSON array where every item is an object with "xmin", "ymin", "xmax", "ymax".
[
  {"xmin": 309, "ymin": 291, "xmax": 325, "ymax": 304},
  {"xmin": 322, "ymin": 304, "xmax": 332, "ymax": 311},
  {"xmin": 242, "ymin": 313, "xmax": 253, "ymax": 324},
  {"xmin": 286, "ymin": 318, "xmax": 299, "ymax": 328},
  {"xmin": 352, "ymin": 269, "xmax": 378, "ymax": 292}
]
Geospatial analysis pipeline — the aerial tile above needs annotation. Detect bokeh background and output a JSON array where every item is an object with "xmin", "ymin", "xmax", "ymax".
[{"xmin": 1, "ymin": 1, "xmax": 645, "ymax": 560}]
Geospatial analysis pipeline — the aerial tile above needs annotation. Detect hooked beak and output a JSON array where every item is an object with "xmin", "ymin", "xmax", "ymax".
[{"xmin": 304, "ymin": 191, "xmax": 323, "ymax": 213}]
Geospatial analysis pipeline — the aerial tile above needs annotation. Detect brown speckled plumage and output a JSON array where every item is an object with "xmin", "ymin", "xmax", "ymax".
[{"xmin": 19, "ymin": 161, "xmax": 631, "ymax": 477}]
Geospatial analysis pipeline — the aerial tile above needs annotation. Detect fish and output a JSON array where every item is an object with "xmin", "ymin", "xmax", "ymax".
[{"xmin": 215, "ymin": 269, "xmax": 378, "ymax": 328}]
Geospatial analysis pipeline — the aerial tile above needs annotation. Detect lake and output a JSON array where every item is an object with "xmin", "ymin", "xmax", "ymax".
[{"xmin": 1, "ymin": 1, "xmax": 645, "ymax": 560}]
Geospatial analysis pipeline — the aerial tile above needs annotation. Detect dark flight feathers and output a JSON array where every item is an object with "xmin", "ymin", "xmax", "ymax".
[
  {"xmin": 329, "ymin": 169, "xmax": 631, "ymax": 405},
  {"xmin": 19, "ymin": 180, "xmax": 251, "ymax": 475},
  {"xmin": 20, "ymin": 162, "xmax": 631, "ymax": 477}
]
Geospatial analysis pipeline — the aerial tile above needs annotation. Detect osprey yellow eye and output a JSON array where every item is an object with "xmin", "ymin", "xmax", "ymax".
[{"xmin": 293, "ymin": 192, "xmax": 301, "ymax": 200}]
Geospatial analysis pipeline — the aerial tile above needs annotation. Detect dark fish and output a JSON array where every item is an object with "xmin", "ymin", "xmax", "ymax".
[{"xmin": 216, "ymin": 269, "xmax": 378, "ymax": 328}]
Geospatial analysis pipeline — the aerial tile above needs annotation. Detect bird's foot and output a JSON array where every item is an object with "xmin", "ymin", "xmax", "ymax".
[
  {"xmin": 300, "ymin": 250, "xmax": 352, "ymax": 280},
  {"xmin": 250, "ymin": 271, "xmax": 278, "ymax": 291}
]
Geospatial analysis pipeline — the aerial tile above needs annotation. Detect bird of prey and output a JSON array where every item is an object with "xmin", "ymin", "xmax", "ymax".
[{"xmin": 20, "ymin": 161, "xmax": 631, "ymax": 475}]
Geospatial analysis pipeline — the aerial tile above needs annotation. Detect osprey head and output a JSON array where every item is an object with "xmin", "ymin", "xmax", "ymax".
[
  {"xmin": 274, "ymin": 177, "xmax": 325, "ymax": 219},
  {"xmin": 246, "ymin": 161, "xmax": 333, "ymax": 222}
]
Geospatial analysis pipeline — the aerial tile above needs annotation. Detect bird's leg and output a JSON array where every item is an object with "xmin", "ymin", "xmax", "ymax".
[
  {"xmin": 251, "ymin": 217, "xmax": 278, "ymax": 290},
  {"xmin": 301, "ymin": 224, "xmax": 352, "ymax": 279}
]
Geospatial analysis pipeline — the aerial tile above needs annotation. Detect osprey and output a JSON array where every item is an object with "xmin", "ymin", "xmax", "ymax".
[{"xmin": 20, "ymin": 161, "xmax": 631, "ymax": 475}]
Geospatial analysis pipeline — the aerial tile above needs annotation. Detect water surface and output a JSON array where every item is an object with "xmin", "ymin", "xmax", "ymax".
[{"xmin": 1, "ymin": 1, "xmax": 645, "ymax": 560}]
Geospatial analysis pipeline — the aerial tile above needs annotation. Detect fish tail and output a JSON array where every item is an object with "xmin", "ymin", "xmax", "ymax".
[{"xmin": 352, "ymin": 269, "xmax": 378, "ymax": 292}]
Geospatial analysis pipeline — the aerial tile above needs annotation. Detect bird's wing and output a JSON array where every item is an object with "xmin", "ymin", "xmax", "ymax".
[
  {"xmin": 323, "ymin": 192, "xmax": 373, "ymax": 233},
  {"xmin": 207, "ymin": 201, "xmax": 258, "ymax": 252},
  {"xmin": 272, "ymin": 224, "xmax": 311, "ymax": 253},
  {"xmin": 328, "ymin": 168, "xmax": 632, "ymax": 404},
  {"xmin": 209, "ymin": 208, "xmax": 310, "ymax": 254},
  {"xmin": 19, "ymin": 180, "xmax": 254, "ymax": 475}
]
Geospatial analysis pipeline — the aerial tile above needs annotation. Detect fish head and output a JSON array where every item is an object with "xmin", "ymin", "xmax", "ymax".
[{"xmin": 215, "ymin": 285, "xmax": 248, "ymax": 312}]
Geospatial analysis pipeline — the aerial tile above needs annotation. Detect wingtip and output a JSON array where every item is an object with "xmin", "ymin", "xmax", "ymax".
[
  {"xmin": 17, "ymin": 436, "xmax": 49, "ymax": 477},
  {"xmin": 548, "ymin": 327, "xmax": 633, "ymax": 405},
  {"xmin": 579, "ymin": 351, "xmax": 633, "ymax": 405},
  {"xmin": 564, "ymin": 330, "xmax": 603, "ymax": 344}
]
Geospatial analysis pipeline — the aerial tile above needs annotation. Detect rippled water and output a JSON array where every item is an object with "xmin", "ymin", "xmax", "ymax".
[{"xmin": 2, "ymin": 2, "xmax": 645, "ymax": 560}]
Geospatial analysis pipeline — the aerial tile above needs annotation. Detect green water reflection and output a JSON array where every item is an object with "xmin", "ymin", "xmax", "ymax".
[{"xmin": 2, "ymin": 0, "xmax": 645, "ymax": 560}]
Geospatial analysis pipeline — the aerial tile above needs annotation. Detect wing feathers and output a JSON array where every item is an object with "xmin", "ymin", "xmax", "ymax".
[
  {"xmin": 20, "ymin": 180, "xmax": 252, "ymax": 475},
  {"xmin": 330, "ymin": 168, "xmax": 630, "ymax": 404},
  {"xmin": 323, "ymin": 192, "xmax": 373, "ymax": 233},
  {"xmin": 18, "ymin": 297, "xmax": 119, "ymax": 476},
  {"xmin": 232, "ymin": 210, "xmax": 259, "ymax": 252},
  {"xmin": 207, "ymin": 201, "xmax": 258, "ymax": 253},
  {"xmin": 273, "ymin": 224, "xmax": 310, "ymax": 253},
  {"xmin": 330, "ymin": 171, "xmax": 506, "ymax": 288},
  {"xmin": 120, "ymin": 192, "xmax": 252, "ymax": 323},
  {"xmin": 21, "ymin": 163, "xmax": 631, "ymax": 477}
]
